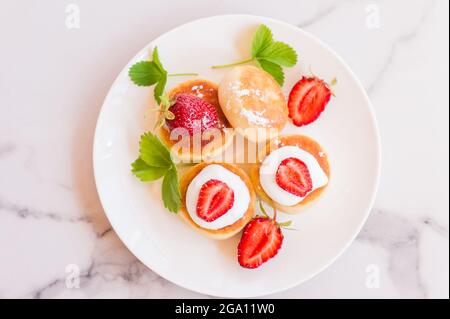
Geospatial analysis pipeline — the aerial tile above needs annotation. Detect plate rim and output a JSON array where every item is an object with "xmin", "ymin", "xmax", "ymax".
[{"xmin": 92, "ymin": 14, "xmax": 381, "ymax": 298}]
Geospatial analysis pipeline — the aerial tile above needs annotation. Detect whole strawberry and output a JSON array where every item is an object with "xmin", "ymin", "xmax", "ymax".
[{"xmin": 166, "ymin": 93, "xmax": 219, "ymax": 135}]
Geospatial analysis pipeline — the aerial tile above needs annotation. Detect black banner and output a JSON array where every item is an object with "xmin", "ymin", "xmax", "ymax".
[{"xmin": 1, "ymin": 298, "xmax": 447, "ymax": 317}]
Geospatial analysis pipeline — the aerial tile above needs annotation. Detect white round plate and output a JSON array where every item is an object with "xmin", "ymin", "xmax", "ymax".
[{"xmin": 93, "ymin": 15, "xmax": 380, "ymax": 298}]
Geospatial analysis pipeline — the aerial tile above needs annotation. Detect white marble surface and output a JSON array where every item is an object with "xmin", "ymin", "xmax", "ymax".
[{"xmin": 0, "ymin": 0, "xmax": 448, "ymax": 298}]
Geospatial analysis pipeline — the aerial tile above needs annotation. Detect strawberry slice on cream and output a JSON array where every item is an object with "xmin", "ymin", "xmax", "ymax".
[
  {"xmin": 259, "ymin": 145, "xmax": 328, "ymax": 207},
  {"xmin": 185, "ymin": 164, "xmax": 251, "ymax": 230}
]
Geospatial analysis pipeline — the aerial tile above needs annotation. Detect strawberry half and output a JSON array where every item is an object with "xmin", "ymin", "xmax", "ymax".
[
  {"xmin": 238, "ymin": 217, "xmax": 283, "ymax": 269},
  {"xmin": 276, "ymin": 157, "xmax": 313, "ymax": 197},
  {"xmin": 288, "ymin": 76, "xmax": 331, "ymax": 126},
  {"xmin": 166, "ymin": 93, "xmax": 219, "ymax": 135},
  {"xmin": 196, "ymin": 179, "xmax": 234, "ymax": 222}
]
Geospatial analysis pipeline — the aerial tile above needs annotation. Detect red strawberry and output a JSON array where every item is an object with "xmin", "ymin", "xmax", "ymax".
[
  {"xmin": 196, "ymin": 179, "xmax": 234, "ymax": 222},
  {"xmin": 276, "ymin": 157, "xmax": 313, "ymax": 197},
  {"xmin": 166, "ymin": 93, "xmax": 219, "ymax": 135},
  {"xmin": 238, "ymin": 217, "xmax": 283, "ymax": 269},
  {"xmin": 288, "ymin": 77, "xmax": 332, "ymax": 126}
]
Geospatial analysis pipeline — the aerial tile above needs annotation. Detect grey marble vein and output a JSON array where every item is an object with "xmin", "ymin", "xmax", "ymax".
[
  {"xmin": 367, "ymin": 0, "xmax": 437, "ymax": 94},
  {"xmin": 422, "ymin": 217, "xmax": 449, "ymax": 238},
  {"xmin": 297, "ymin": 2, "xmax": 338, "ymax": 28},
  {"xmin": 29, "ymin": 258, "xmax": 156, "ymax": 299},
  {"xmin": 97, "ymin": 227, "xmax": 114, "ymax": 239},
  {"xmin": 0, "ymin": 198, "xmax": 90, "ymax": 223},
  {"xmin": 358, "ymin": 209, "xmax": 430, "ymax": 298},
  {"xmin": 0, "ymin": 143, "xmax": 15, "ymax": 158}
]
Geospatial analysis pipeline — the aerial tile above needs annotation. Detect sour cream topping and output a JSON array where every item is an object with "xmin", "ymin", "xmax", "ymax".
[
  {"xmin": 260, "ymin": 146, "xmax": 328, "ymax": 206},
  {"xmin": 186, "ymin": 164, "xmax": 250, "ymax": 230}
]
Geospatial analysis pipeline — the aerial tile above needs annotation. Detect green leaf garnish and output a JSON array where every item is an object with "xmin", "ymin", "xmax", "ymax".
[
  {"xmin": 258, "ymin": 59, "xmax": 284, "ymax": 86},
  {"xmin": 131, "ymin": 158, "xmax": 168, "ymax": 181},
  {"xmin": 139, "ymin": 132, "xmax": 171, "ymax": 168},
  {"xmin": 151, "ymin": 47, "xmax": 168, "ymax": 104},
  {"xmin": 251, "ymin": 24, "xmax": 273, "ymax": 57},
  {"xmin": 212, "ymin": 24, "xmax": 298, "ymax": 86},
  {"xmin": 128, "ymin": 47, "xmax": 197, "ymax": 104},
  {"xmin": 258, "ymin": 41, "xmax": 297, "ymax": 67},
  {"xmin": 162, "ymin": 166, "xmax": 181, "ymax": 213},
  {"xmin": 153, "ymin": 73, "xmax": 167, "ymax": 104},
  {"xmin": 131, "ymin": 131, "xmax": 181, "ymax": 213},
  {"xmin": 129, "ymin": 61, "xmax": 162, "ymax": 86},
  {"xmin": 152, "ymin": 47, "xmax": 164, "ymax": 72}
]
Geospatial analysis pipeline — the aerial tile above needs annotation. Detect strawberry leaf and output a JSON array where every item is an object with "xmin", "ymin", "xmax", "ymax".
[
  {"xmin": 131, "ymin": 131, "xmax": 181, "ymax": 214},
  {"xmin": 154, "ymin": 71, "xmax": 167, "ymax": 104},
  {"xmin": 258, "ymin": 59, "xmax": 285, "ymax": 86},
  {"xmin": 131, "ymin": 158, "xmax": 168, "ymax": 181},
  {"xmin": 258, "ymin": 41, "xmax": 298, "ymax": 67},
  {"xmin": 212, "ymin": 24, "xmax": 297, "ymax": 86},
  {"xmin": 139, "ymin": 132, "xmax": 172, "ymax": 168},
  {"xmin": 251, "ymin": 24, "xmax": 273, "ymax": 58},
  {"xmin": 152, "ymin": 47, "xmax": 165, "ymax": 72},
  {"xmin": 162, "ymin": 166, "xmax": 181, "ymax": 213},
  {"xmin": 129, "ymin": 47, "xmax": 195, "ymax": 102},
  {"xmin": 129, "ymin": 61, "xmax": 162, "ymax": 86}
]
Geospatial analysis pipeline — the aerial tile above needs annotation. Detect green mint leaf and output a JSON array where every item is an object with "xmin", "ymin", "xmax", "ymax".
[
  {"xmin": 154, "ymin": 71, "xmax": 167, "ymax": 104},
  {"xmin": 252, "ymin": 24, "xmax": 273, "ymax": 58},
  {"xmin": 258, "ymin": 59, "xmax": 285, "ymax": 86},
  {"xmin": 162, "ymin": 166, "xmax": 181, "ymax": 213},
  {"xmin": 131, "ymin": 158, "xmax": 168, "ymax": 181},
  {"xmin": 139, "ymin": 132, "xmax": 172, "ymax": 168},
  {"xmin": 129, "ymin": 61, "xmax": 162, "ymax": 86},
  {"xmin": 258, "ymin": 41, "xmax": 298, "ymax": 67}
]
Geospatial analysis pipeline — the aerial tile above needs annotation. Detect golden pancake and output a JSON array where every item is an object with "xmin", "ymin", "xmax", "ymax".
[
  {"xmin": 250, "ymin": 135, "xmax": 330, "ymax": 214},
  {"xmin": 158, "ymin": 79, "xmax": 234, "ymax": 162},
  {"xmin": 218, "ymin": 65, "xmax": 288, "ymax": 142},
  {"xmin": 179, "ymin": 162, "xmax": 255, "ymax": 240}
]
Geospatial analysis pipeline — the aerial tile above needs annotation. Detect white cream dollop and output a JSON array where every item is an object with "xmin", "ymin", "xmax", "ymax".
[
  {"xmin": 259, "ymin": 146, "xmax": 328, "ymax": 206},
  {"xmin": 186, "ymin": 164, "xmax": 250, "ymax": 230}
]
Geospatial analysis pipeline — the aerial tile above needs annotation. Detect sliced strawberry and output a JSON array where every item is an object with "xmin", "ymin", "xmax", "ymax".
[
  {"xmin": 238, "ymin": 217, "xmax": 283, "ymax": 269},
  {"xmin": 196, "ymin": 179, "xmax": 234, "ymax": 222},
  {"xmin": 288, "ymin": 77, "xmax": 331, "ymax": 126},
  {"xmin": 276, "ymin": 157, "xmax": 313, "ymax": 197},
  {"xmin": 166, "ymin": 93, "xmax": 219, "ymax": 135}
]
